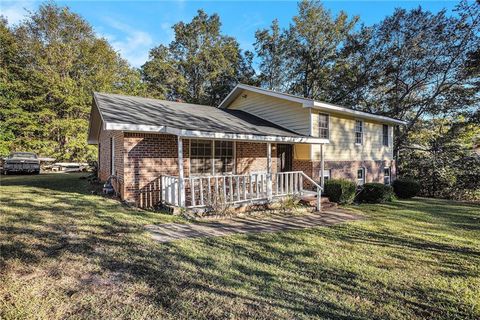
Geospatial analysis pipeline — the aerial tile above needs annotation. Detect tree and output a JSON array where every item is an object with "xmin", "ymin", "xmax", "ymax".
[
  {"xmin": 284, "ymin": 0, "xmax": 357, "ymax": 99},
  {"xmin": 254, "ymin": 19, "xmax": 288, "ymax": 91},
  {"xmin": 0, "ymin": 3, "xmax": 145, "ymax": 161},
  {"xmin": 141, "ymin": 10, "xmax": 255, "ymax": 106},
  {"xmin": 335, "ymin": 1, "xmax": 480, "ymax": 157}
]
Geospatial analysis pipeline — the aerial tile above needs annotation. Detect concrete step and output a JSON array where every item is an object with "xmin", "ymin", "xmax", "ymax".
[{"xmin": 299, "ymin": 193, "xmax": 337, "ymax": 211}]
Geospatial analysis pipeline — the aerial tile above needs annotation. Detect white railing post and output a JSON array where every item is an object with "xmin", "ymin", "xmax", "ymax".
[
  {"xmin": 177, "ymin": 136, "xmax": 185, "ymax": 207},
  {"xmin": 266, "ymin": 143, "xmax": 273, "ymax": 200}
]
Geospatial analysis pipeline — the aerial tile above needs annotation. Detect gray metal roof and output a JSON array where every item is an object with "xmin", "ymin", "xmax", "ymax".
[{"xmin": 93, "ymin": 92, "xmax": 305, "ymax": 137}]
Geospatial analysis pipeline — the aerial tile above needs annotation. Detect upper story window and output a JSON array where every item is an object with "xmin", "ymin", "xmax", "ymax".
[
  {"xmin": 382, "ymin": 124, "xmax": 389, "ymax": 147},
  {"xmin": 318, "ymin": 113, "xmax": 329, "ymax": 139},
  {"xmin": 355, "ymin": 120, "xmax": 363, "ymax": 145},
  {"xmin": 190, "ymin": 140, "xmax": 234, "ymax": 175}
]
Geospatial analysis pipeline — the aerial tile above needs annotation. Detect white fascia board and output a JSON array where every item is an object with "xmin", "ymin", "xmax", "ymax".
[
  {"xmin": 312, "ymin": 101, "xmax": 407, "ymax": 125},
  {"xmin": 104, "ymin": 122, "xmax": 328, "ymax": 144},
  {"xmin": 105, "ymin": 122, "xmax": 167, "ymax": 132}
]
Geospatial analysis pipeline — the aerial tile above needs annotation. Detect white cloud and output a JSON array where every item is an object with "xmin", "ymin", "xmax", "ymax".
[
  {"xmin": 102, "ymin": 19, "xmax": 154, "ymax": 68},
  {"xmin": 1, "ymin": 0, "xmax": 36, "ymax": 25}
]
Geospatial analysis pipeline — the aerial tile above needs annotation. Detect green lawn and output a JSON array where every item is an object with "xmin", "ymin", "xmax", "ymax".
[{"xmin": 1, "ymin": 173, "xmax": 479, "ymax": 319}]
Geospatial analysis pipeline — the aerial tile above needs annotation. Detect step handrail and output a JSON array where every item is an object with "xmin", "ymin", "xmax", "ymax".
[{"xmin": 299, "ymin": 172, "xmax": 323, "ymax": 212}]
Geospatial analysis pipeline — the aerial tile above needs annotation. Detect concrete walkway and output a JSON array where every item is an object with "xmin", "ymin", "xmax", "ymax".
[{"xmin": 146, "ymin": 209, "xmax": 361, "ymax": 243}]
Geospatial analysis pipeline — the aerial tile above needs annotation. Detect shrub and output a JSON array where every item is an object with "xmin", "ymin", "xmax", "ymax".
[
  {"xmin": 357, "ymin": 183, "xmax": 395, "ymax": 203},
  {"xmin": 324, "ymin": 179, "xmax": 357, "ymax": 204},
  {"xmin": 392, "ymin": 178, "xmax": 421, "ymax": 199}
]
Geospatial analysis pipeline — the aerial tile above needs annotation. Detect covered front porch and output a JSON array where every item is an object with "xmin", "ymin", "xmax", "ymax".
[{"xmin": 155, "ymin": 131, "xmax": 329, "ymax": 212}]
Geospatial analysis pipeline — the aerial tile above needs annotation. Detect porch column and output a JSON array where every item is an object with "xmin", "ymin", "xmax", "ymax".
[
  {"xmin": 266, "ymin": 142, "xmax": 272, "ymax": 200},
  {"xmin": 177, "ymin": 136, "xmax": 185, "ymax": 207},
  {"xmin": 320, "ymin": 143, "xmax": 325, "ymax": 188}
]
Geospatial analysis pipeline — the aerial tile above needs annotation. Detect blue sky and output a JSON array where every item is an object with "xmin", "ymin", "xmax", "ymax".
[{"xmin": 2, "ymin": 1, "xmax": 461, "ymax": 68}]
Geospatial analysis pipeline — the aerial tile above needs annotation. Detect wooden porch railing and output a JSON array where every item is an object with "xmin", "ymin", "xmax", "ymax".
[{"xmin": 160, "ymin": 171, "xmax": 322, "ymax": 211}]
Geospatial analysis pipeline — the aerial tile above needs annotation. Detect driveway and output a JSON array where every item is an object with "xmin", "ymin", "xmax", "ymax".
[{"xmin": 146, "ymin": 209, "xmax": 361, "ymax": 243}]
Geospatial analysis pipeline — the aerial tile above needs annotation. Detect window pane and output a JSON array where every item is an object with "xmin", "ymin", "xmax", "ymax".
[
  {"xmin": 190, "ymin": 140, "xmax": 213, "ymax": 175},
  {"xmin": 214, "ymin": 141, "xmax": 234, "ymax": 173},
  {"xmin": 318, "ymin": 114, "xmax": 329, "ymax": 139}
]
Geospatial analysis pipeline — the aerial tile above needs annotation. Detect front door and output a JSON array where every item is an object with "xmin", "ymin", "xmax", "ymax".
[{"xmin": 277, "ymin": 144, "xmax": 293, "ymax": 172}]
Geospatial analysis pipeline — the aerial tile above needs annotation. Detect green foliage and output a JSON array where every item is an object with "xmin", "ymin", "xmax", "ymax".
[
  {"xmin": 392, "ymin": 179, "xmax": 421, "ymax": 199},
  {"xmin": 255, "ymin": 0, "xmax": 358, "ymax": 99},
  {"xmin": 398, "ymin": 118, "xmax": 480, "ymax": 201},
  {"xmin": 0, "ymin": 4, "xmax": 146, "ymax": 162},
  {"xmin": 357, "ymin": 183, "xmax": 395, "ymax": 203},
  {"xmin": 141, "ymin": 10, "xmax": 256, "ymax": 106},
  {"xmin": 324, "ymin": 179, "xmax": 356, "ymax": 204}
]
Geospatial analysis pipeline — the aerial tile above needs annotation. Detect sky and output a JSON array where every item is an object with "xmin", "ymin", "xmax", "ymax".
[{"xmin": 1, "ymin": 0, "xmax": 462, "ymax": 68}]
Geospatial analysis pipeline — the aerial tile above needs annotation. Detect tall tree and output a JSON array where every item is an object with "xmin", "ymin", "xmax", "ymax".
[
  {"xmin": 254, "ymin": 19, "xmax": 287, "ymax": 91},
  {"xmin": 142, "ymin": 10, "xmax": 255, "ymax": 106},
  {"xmin": 285, "ymin": 0, "xmax": 357, "ymax": 99},
  {"xmin": 0, "ymin": 3, "xmax": 145, "ymax": 161},
  {"xmin": 335, "ymin": 1, "xmax": 480, "ymax": 156}
]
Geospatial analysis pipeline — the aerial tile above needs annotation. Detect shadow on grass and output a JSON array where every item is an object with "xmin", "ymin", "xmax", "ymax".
[{"xmin": 1, "ymin": 176, "xmax": 480, "ymax": 319}]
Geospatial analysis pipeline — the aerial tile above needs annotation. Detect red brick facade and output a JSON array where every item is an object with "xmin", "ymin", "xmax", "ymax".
[{"xmin": 97, "ymin": 129, "xmax": 396, "ymax": 207}]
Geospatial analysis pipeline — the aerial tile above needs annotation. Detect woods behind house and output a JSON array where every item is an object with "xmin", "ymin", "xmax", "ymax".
[{"xmin": 1, "ymin": 0, "xmax": 479, "ymax": 200}]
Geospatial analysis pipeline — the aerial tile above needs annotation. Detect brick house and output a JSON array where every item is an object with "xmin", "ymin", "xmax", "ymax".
[{"xmin": 87, "ymin": 84, "xmax": 405, "ymax": 209}]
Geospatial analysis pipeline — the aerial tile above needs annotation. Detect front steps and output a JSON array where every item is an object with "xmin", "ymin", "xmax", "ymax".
[{"xmin": 300, "ymin": 190, "xmax": 337, "ymax": 211}]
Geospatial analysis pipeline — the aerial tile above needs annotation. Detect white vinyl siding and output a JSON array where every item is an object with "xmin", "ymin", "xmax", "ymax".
[
  {"xmin": 228, "ymin": 90, "xmax": 311, "ymax": 135},
  {"xmin": 312, "ymin": 110, "xmax": 394, "ymax": 161}
]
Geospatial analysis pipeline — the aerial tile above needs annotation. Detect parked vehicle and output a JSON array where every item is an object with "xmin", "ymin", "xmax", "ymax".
[{"xmin": 2, "ymin": 152, "xmax": 41, "ymax": 174}]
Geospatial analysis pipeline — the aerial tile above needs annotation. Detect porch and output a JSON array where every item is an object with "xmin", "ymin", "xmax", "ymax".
[
  {"xmin": 161, "ymin": 170, "xmax": 322, "ymax": 210},
  {"xmin": 155, "ymin": 137, "xmax": 327, "ymax": 212}
]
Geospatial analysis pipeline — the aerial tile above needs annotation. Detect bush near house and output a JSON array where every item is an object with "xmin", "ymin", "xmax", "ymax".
[
  {"xmin": 357, "ymin": 183, "xmax": 395, "ymax": 203},
  {"xmin": 392, "ymin": 178, "xmax": 421, "ymax": 199},
  {"xmin": 324, "ymin": 179, "xmax": 357, "ymax": 204}
]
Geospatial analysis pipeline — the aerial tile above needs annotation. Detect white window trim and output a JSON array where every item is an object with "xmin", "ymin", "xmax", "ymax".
[
  {"xmin": 357, "ymin": 167, "xmax": 366, "ymax": 186},
  {"xmin": 188, "ymin": 139, "xmax": 236, "ymax": 176},
  {"xmin": 355, "ymin": 119, "xmax": 364, "ymax": 145},
  {"xmin": 382, "ymin": 124, "xmax": 389, "ymax": 147},
  {"xmin": 318, "ymin": 112, "xmax": 330, "ymax": 140},
  {"xmin": 384, "ymin": 167, "xmax": 391, "ymax": 185}
]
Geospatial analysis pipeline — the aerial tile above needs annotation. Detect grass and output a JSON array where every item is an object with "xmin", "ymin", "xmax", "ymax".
[{"xmin": 1, "ymin": 173, "xmax": 479, "ymax": 319}]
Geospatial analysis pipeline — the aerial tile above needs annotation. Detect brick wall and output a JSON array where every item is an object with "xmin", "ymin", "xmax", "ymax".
[
  {"xmin": 236, "ymin": 142, "xmax": 277, "ymax": 175},
  {"xmin": 312, "ymin": 159, "xmax": 396, "ymax": 183},
  {"xmin": 123, "ymin": 133, "xmax": 189, "ymax": 205},
  {"xmin": 98, "ymin": 129, "xmax": 124, "ymax": 196}
]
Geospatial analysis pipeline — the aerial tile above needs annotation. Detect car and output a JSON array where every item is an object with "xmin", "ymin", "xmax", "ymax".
[{"xmin": 2, "ymin": 152, "xmax": 41, "ymax": 175}]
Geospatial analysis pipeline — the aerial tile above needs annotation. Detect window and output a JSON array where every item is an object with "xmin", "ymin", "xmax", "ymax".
[
  {"xmin": 318, "ymin": 113, "xmax": 329, "ymax": 139},
  {"xmin": 355, "ymin": 120, "xmax": 363, "ymax": 144},
  {"xmin": 382, "ymin": 124, "xmax": 389, "ymax": 147},
  {"xmin": 357, "ymin": 168, "xmax": 365, "ymax": 185},
  {"xmin": 384, "ymin": 167, "xmax": 391, "ymax": 185},
  {"xmin": 214, "ymin": 141, "xmax": 234, "ymax": 174},
  {"xmin": 110, "ymin": 138, "xmax": 115, "ymax": 176},
  {"xmin": 190, "ymin": 140, "xmax": 213, "ymax": 175},
  {"xmin": 190, "ymin": 140, "xmax": 234, "ymax": 175},
  {"xmin": 321, "ymin": 169, "xmax": 331, "ymax": 182}
]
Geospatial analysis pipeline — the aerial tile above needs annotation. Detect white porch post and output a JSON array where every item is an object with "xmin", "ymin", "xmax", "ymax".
[
  {"xmin": 266, "ymin": 142, "xmax": 272, "ymax": 200},
  {"xmin": 177, "ymin": 136, "xmax": 185, "ymax": 207},
  {"xmin": 320, "ymin": 143, "xmax": 325, "ymax": 188}
]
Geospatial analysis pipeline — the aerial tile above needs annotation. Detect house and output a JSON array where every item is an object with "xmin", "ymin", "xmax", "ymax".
[{"xmin": 87, "ymin": 83, "xmax": 406, "ymax": 210}]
